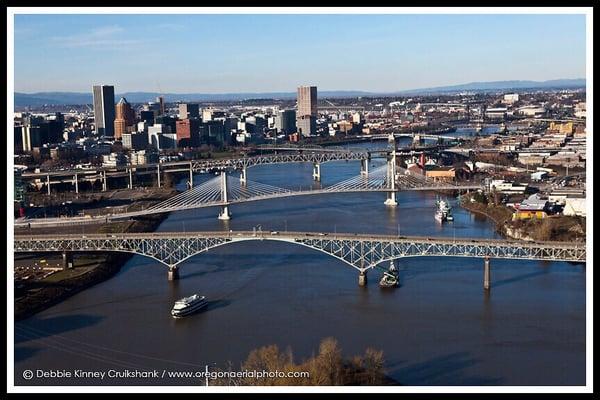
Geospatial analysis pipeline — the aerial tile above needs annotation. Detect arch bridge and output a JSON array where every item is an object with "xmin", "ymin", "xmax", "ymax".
[{"xmin": 14, "ymin": 231, "xmax": 585, "ymax": 289}]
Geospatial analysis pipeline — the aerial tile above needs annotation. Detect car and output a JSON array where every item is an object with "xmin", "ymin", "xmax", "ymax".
[{"xmin": 270, "ymin": 231, "xmax": 279, "ymax": 235}]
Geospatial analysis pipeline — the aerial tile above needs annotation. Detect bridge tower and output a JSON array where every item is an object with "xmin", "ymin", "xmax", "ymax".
[
  {"xmin": 360, "ymin": 157, "xmax": 369, "ymax": 176},
  {"xmin": 384, "ymin": 149, "xmax": 398, "ymax": 206},
  {"xmin": 188, "ymin": 162, "xmax": 193, "ymax": 189},
  {"xmin": 240, "ymin": 167, "xmax": 247, "ymax": 186},
  {"xmin": 312, "ymin": 163, "xmax": 321, "ymax": 182},
  {"xmin": 128, "ymin": 168, "xmax": 134, "ymax": 189},
  {"xmin": 218, "ymin": 171, "xmax": 231, "ymax": 220}
]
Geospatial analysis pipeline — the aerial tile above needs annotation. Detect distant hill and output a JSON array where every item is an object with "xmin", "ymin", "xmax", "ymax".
[
  {"xmin": 14, "ymin": 79, "xmax": 585, "ymax": 106},
  {"xmin": 394, "ymin": 79, "xmax": 586, "ymax": 95}
]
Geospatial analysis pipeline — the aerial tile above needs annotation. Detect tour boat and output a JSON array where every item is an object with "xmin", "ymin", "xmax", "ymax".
[{"xmin": 171, "ymin": 294, "xmax": 208, "ymax": 318}]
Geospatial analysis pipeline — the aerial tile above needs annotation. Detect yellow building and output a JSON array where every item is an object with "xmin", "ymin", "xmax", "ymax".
[
  {"xmin": 549, "ymin": 122, "xmax": 574, "ymax": 135},
  {"xmin": 512, "ymin": 210, "xmax": 547, "ymax": 220}
]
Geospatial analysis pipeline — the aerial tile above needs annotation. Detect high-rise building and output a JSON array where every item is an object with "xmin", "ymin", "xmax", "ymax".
[
  {"xmin": 156, "ymin": 96, "xmax": 165, "ymax": 116},
  {"xmin": 176, "ymin": 119, "xmax": 201, "ymax": 147},
  {"xmin": 296, "ymin": 86, "xmax": 317, "ymax": 136},
  {"xmin": 92, "ymin": 85, "xmax": 116, "ymax": 136},
  {"xmin": 140, "ymin": 110, "xmax": 155, "ymax": 125},
  {"xmin": 297, "ymin": 86, "xmax": 317, "ymax": 118},
  {"xmin": 179, "ymin": 103, "xmax": 200, "ymax": 120},
  {"xmin": 114, "ymin": 97, "xmax": 136, "ymax": 140},
  {"xmin": 275, "ymin": 109, "xmax": 297, "ymax": 134}
]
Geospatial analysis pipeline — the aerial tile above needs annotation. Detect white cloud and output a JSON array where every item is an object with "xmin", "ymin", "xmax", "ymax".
[{"xmin": 50, "ymin": 25, "xmax": 141, "ymax": 48}]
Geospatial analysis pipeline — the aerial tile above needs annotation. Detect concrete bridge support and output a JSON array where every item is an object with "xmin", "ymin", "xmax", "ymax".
[
  {"xmin": 312, "ymin": 163, "xmax": 321, "ymax": 182},
  {"xmin": 483, "ymin": 256, "xmax": 491, "ymax": 290},
  {"xmin": 167, "ymin": 266, "xmax": 180, "ymax": 281},
  {"xmin": 358, "ymin": 270, "xmax": 368, "ymax": 286},
  {"xmin": 384, "ymin": 150, "xmax": 398, "ymax": 206},
  {"xmin": 74, "ymin": 173, "xmax": 79, "ymax": 194},
  {"xmin": 62, "ymin": 251, "xmax": 73, "ymax": 270},
  {"xmin": 129, "ymin": 168, "xmax": 134, "ymax": 189},
  {"xmin": 46, "ymin": 174, "xmax": 51, "ymax": 195},
  {"xmin": 360, "ymin": 158, "xmax": 369, "ymax": 176},
  {"xmin": 218, "ymin": 171, "xmax": 231, "ymax": 220},
  {"xmin": 240, "ymin": 167, "xmax": 247, "ymax": 186}
]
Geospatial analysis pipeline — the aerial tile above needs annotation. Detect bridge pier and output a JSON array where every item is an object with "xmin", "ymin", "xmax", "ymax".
[
  {"xmin": 358, "ymin": 271, "xmax": 368, "ymax": 286},
  {"xmin": 167, "ymin": 266, "xmax": 179, "ymax": 281},
  {"xmin": 312, "ymin": 163, "xmax": 321, "ymax": 181},
  {"xmin": 218, "ymin": 205, "xmax": 231, "ymax": 220},
  {"xmin": 74, "ymin": 173, "xmax": 79, "ymax": 194},
  {"xmin": 46, "ymin": 174, "xmax": 51, "ymax": 195},
  {"xmin": 240, "ymin": 167, "xmax": 247, "ymax": 186},
  {"xmin": 62, "ymin": 251, "xmax": 73, "ymax": 270},
  {"xmin": 384, "ymin": 191, "xmax": 397, "ymax": 206},
  {"xmin": 188, "ymin": 162, "xmax": 193, "ymax": 189},
  {"xmin": 360, "ymin": 158, "xmax": 369, "ymax": 176},
  {"xmin": 483, "ymin": 256, "xmax": 491, "ymax": 290}
]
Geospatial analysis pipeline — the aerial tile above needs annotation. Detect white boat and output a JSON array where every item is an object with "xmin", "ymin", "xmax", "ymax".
[
  {"xmin": 435, "ymin": 210, "xmax": 445, "ymax": 223},
  {"xmin": 171, "ymin": 294, "xmax": 208, "ymax": 318}
]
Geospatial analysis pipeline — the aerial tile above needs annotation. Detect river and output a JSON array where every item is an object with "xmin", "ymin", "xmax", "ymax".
[{"xmin": 14, "ymin": 140, "xmax": 585, "ymax": 386}]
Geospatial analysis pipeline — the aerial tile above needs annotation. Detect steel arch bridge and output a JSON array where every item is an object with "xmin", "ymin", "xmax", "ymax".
[{"xmin": 14, "ymin": 231, "xmax": 585, "ymax": 285}]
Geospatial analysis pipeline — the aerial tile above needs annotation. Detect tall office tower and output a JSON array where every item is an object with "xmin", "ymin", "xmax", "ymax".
[
  {"xmin": 92, "ymin": 85, "xmax": 116, "ymax": 137},
  {"xmin": 297, "ymin": 86, "xmax": 317, "ymax": 118},
  {"xmin": 179, "ymin": 103, "xmax": 200, "ymax": 119},
  {"xmin": 275, "ymin": 109, "xmax": 297, "ymax": 134},
  {"xmin": 156, "ymin": 96, "xmax": 165, "ymax": 116},
  {"xmin": 114, "ymin": 97, "xmax": 136, "ymax": 140},
  {"xmin": 296, "ymin": 86, "xmax": 317, "ymax": 136}
]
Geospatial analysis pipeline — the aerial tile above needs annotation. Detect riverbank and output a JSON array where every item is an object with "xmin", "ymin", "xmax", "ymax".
[
  {"xmin": 459, "ymin": 193, "xmax": 585, "ymax": 242},
  {"xmin": 14, "ymin": 189, "xmax": 176, "ymax": 321}
]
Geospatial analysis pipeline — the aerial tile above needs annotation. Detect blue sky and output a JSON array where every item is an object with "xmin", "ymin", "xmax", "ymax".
[{"xmin": 14, "ymin": 13, "xmax": 586, "ymax": 93}]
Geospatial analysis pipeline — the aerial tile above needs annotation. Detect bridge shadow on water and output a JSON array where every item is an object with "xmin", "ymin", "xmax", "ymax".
[
  {"xmin": 492, "ymin": 269, "xmax": 549, "ymax": 288},
  {"xmin": 387, "ymin": 352, "xmax": 503, "ymax": 385},
  {"xmin": 15, "ymin": 314, "xmax": 104, "ymax": 345}
]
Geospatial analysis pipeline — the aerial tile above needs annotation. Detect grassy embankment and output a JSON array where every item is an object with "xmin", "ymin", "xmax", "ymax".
[{"xmin": 460, "ymin": 192, "xmax": 585, "ymax": 242}]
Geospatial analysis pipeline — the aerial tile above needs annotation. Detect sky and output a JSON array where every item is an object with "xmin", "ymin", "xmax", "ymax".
[{"xmin": 13, "ymin": 13, "xmax": 587, "ymax": 93}]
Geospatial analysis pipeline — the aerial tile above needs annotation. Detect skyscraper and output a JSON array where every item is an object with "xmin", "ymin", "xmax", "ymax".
[
  {"xmin": 93, "ymin": 85, "xmax": 116, "ymax": 137},
  {"xmin": 179, "ymin": 103, "xmax": 200, "ymax": 119},
  {"xmin": 297, "ymin": 86, "xmax": 317, "ymax": 117},
  {"xmin": 275, "ymin": 109, "xmax": 296, "ymax": 134},
  {"xmin": 296, "ymin": 86, "xmax": 317, "ymax": 136},
  {"xmin": 114, "ymin": 97, "xmax": 136, "ymax": 140}
]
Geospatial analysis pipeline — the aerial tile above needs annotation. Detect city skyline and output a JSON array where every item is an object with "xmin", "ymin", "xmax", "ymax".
[{"xmin": 14, "ymin": 13, "xmax": 586, "ymax": 93}]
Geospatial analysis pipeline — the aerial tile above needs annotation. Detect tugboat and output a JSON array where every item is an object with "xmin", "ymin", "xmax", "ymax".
[
  {"xmin": 434, "ymin": 209, "xmax": 445, "ymax": 223},
  {"xmin": 171, "ymin": 294, "xmax": 208, "ymax": 318},
  {"xmin": 379, "ymin": 261, "xmax": 399, "ymax": 288},
  {"xmin": 435, "ymin": 199, "xmax": 453, "ymax": 223}
]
